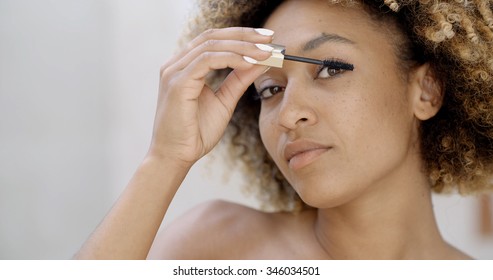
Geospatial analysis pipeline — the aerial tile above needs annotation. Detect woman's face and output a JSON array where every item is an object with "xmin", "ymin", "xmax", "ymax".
[{"xmin": 256, "ymin": 0, "xmax": 421, "ymax": 208}]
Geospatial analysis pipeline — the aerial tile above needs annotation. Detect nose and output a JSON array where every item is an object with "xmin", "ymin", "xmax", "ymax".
[{"xmin": 276, "ymin": 81, "xmax": 318, "ymax": 131}]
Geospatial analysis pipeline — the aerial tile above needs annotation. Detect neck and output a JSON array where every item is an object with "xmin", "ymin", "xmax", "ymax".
[{"xmin": 313, "ymin": 159, "xmax": 447, "ymax": 259}]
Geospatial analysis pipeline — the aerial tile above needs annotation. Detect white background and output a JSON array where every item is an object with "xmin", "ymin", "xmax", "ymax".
[{"xmin": 0, "ymin": 0, "xmax": 492, "ymax": 259}]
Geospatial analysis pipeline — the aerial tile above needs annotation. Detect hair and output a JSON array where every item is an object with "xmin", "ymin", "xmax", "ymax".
[{"xmin": 180, "ymin": 0, "xmax": 493, "ymax": 211}]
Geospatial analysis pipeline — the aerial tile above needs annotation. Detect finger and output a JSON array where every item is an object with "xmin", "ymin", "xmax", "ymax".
[
  {"xmin": 167, "ymin": 51, "xmax": 262, "ymax": 101},
  {"xmin": 169, "ymin": 40, "xmax": 273, "ymax": 74},
  {"xmin": 215, "ymin": 65, "xmax": 268, "ymax": 115},
  {"xmin": 180, "ymin": 27, "xmax": 274, "ymax": 62},
  {"xmin": 162, "ymin": 27, "xmax": 273, "ymax": 70},
  {"xmin": 187, "ymin": 51, "xmax": 266, "ymax": 81}
]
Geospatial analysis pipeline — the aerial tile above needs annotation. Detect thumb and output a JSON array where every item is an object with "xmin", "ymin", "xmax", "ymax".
[{"xmin": 215, "ymin": 65, "xmax": 269, "ymax": 114}]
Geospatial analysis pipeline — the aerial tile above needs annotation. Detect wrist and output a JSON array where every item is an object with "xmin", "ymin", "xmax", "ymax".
[{"xmin": 143, "ymin": 151, "xmax": 194, "ymax": 173}]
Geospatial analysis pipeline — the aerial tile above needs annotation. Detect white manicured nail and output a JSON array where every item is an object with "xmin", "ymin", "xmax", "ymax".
[
  {"xmin": 255, "ymin": 43, "xmax": 274, "ymax": 52},
  {"xmin": 254, "ymin": 28, "xmax": 274, "ymax": 36},
  {"xmin": 262, "ymin": 66, "xmax": 271, "ymax": 74},
  {"xmin": 243, "ymin": 56, "xmax": 258, "ymax": 64}
]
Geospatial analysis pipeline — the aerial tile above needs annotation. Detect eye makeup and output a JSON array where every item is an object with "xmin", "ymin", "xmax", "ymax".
[
  {"xmin": 253, "ymin": 44, "xmax": 355, "ymax": 100},
  {"xmin": 255, "ymin": 44, "xmax": 354, "ymax": 72},
  {"xmin": 285, "ymin": 55, "xmax": 354, "ymax": 72}
]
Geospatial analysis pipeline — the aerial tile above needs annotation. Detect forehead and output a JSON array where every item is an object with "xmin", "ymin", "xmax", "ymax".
[{"xmin": 263, "ymin": 0, "xmax": 393, "ymax": 52}]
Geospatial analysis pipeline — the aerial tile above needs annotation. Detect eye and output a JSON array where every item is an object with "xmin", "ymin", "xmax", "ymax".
[
  {"xmin": 316, "ymin": 59, "xmax": 354, "ymax": 79},
  {"xmin": 316, "ymin": 66, "xmax": 345, "ymax": 79},
  {"xmin": 255, "ymin": 85, "xmax": 285, "ymax": 100}
]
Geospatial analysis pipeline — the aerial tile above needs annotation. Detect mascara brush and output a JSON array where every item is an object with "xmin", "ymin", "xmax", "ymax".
[
  {"xmin": 283, "ymin": 54, "xmax": 325, "ymax": 65},
  {"xmin": 254, "ymin": 44, "xmax": 354, "ymax": 71}
]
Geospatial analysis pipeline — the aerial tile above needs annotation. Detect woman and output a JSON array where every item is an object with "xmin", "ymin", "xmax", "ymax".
[{"xmin": 76, "ymin": 0, "xmax": 493, "ymax": 259}]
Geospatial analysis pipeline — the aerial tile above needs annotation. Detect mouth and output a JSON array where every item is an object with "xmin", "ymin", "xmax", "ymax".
[{"xmin": 283, "ymin": 140, "xmax": 331, "ymax": 170}]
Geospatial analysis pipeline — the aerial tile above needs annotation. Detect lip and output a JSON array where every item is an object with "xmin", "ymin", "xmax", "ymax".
[{"xmin": 283, "ymin": 139, "xmax": 331, "ymax": 170}]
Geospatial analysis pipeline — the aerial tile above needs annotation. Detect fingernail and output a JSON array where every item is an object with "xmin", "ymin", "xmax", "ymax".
[
  {"xmin": 255, "ymin": 43, "xmax": 274, "ymax": 52},
  {"xmin": 243, "ymin": 56, "xmax": 258, "ymax": 64},
  {"xmin": 254, "ymin": 28, "xmax": 274, "ymax": 36},
  {"xmin": 262, "ymin": 66, "xmax": 271, "ymax": 74}
]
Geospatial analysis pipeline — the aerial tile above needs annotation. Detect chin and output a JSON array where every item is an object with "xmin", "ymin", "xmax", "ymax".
[{"xmin": 294, "ymin": 182, "xmax": 360, "ymax": 210}]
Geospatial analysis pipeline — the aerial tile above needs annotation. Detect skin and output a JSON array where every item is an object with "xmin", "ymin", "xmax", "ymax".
[{"xmin": 76, "ymin": 0, "xmax": 471, "ymax": 259}]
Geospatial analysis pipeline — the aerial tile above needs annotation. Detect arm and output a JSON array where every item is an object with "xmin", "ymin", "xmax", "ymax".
[
  {"xmin": 75, "ymin": 27, "xmax": 273, "ymax": 259},
  {"xmin": 74, "ymin": 157, "xmax": 189, "ymax": 259}
]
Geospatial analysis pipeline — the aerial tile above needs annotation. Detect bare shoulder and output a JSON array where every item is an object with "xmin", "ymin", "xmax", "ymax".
[
  {"xmin": 443, "ymin": 244, "xmax": 474, "ymax": 260},
  {"xmin": 147, "ymin": 200, "xmax": 279, "ymax": 259}
]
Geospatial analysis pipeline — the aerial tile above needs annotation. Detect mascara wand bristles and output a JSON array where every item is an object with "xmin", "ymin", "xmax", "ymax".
[
  {"xmin": 283, "ymin": 54, "xmax": 354, "ymax": 71},
  {"xmin": 280, "ymin": 49, "xmax": 354, "ymax": 70}
]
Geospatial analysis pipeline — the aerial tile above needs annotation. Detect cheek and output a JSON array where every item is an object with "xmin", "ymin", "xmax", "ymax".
[
  {"xmin": 258, "ymin": 104, "xmax": 289, "ymax": 172},
  {"xmin": 357, "ymin": 86, "xmax": 414, "ymax": 166},
  {"xmin": 375, "ymin": 81, "xmax": 413, "ymax": 134},
  {"xmin": 335, "ymin": 69, "xmax": 414, "ymax": 163},
  {"xmin": 258, "ymin": 107, "xmax": 276, "ymax": 154},
  {"xmin": 354, "ymin": 62, "xmax": 412, "ymax": 130}
]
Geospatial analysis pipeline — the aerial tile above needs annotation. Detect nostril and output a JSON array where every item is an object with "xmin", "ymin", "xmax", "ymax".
[{"xmin": 300, "ymin": 118, "xmax": 308, "ymax": 122}]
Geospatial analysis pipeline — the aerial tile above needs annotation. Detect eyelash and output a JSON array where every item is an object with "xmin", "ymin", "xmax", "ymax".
[
  {"xmin": 316, "ymin": 59, "xmax": 354, "ymax": 78},
  {"xmin": 255, "ymin": 59, "xmax": 354, "ymax": 100}
]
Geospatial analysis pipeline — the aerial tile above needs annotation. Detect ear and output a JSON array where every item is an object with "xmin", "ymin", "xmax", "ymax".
[{"xmin": 409, "ymin": 63, "xmax": 443, "ymax": 121}]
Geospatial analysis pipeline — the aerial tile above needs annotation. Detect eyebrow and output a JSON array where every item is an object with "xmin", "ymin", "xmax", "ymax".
[{"xmin": 302, "ymin": 32, "xmax": 356, "ymax": 52}]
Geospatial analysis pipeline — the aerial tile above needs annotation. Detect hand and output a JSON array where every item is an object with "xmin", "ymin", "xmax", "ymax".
[{"xmin": 148, "ymin": 27, "xmax": 273, "ymax": 167}]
